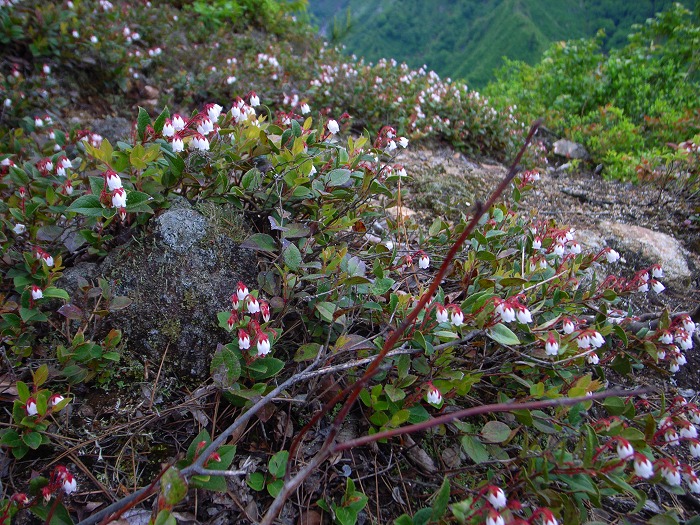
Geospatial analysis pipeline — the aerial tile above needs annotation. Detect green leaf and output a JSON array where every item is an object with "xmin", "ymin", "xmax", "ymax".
[
  {"xmin": 241, "ymin": 168, "xmax": 262, "ymax": 190},
  {"xmin": 163, "ymin": 148, "xmax": 184, "ymax": 178},
  {"xmin": 247, "ymin": 357, "xmax": 285, "ymax": 380},
  {"xmin": 36, "ymin": 225, "xmax": 64, "ymax": 242},
  {"xmin": 210, "ymin": 344, "xmax": 242, "ymax": 388},
  {"xmin": 153, "ymin": 510, "xmax": 176, "ymax": 525},
  {"xmin": 326, "ymin": 168, "xmax": 351, "ymax": 187},
  {"xmin": 241, "ymin": 233, "xmax": 277, "ymax": 252},
  {"xmin": 488, "ymin": 323, "xmax": 520, "ymax": 346},
  {"xmin": 268, "ymin": 450, "xmax": 288, "ymax": 479},
  {"xmin": 613, "ymin": 324, "xmax": 628, "ymax": 347},
  {"xmin": 267, "ymin": 478, "xmax": 283, "ymax": 498},
  {"xmin": 281, "ymin": 222, "xmax": 310, "ymax": 239},
  {"xmin": 430, "ymin": 477, "xmax": 450, "ymax": 521},
  {"xmin": 371, "ymin": 277, "xmax": 395, "ymax": 295},
  {"xmin": 247, "ymin": 472, "xmax": 265, "ymax": 491},
  {"xmin": 564, "ymin": 473, "xmax": 599, "ymax": 495},
  {"xmin": 648, "ymin": 515, "xmax": 681, "ymax": 525},
  {"xmin": 315, "ymin": 301, "xmax": 337, "ymax": 322},
  {"xmin": 22, "ymin": 431, "xmax": 43, "ymax": 449},
  {"xmin": 29, "ymin": 501, "xmax": 74, "ymax": 525},
  {"xmin": 476, "ymin": 250, "xmax": 496, "ymax": 261},
  {"xmin": 153, "ymin": 107, "xmax": 170, "ymax": 134},
  {"xmin": 130, "ymin": 144, "xmax": 148, "ymax": 170},
  {"xmin": 282, "ymin": 242, "xmax": 302, "ymax": 270},
  {"xmin": 294, "ymin": 343, "xmax": 321, "ymax": 362},
  {"xmin": 603, "ymin": 396, "xmax": 626, "ymax": 416},
  {"xmin": 461, "ymin": 435, "xmax": 489, "ymax": 464},
  {"xmin": 17, "ymin": 381, "xmax": 30, "ymax": 402},
  {"xmin": 499, "ymin": 277, "xmax": 528, "ymax": 287},
  {"xmin": 137, "ymin": 106, "xmax": 150, "ymax": 141},
  {"xmin": 186, "ymin": 429, "xmax": 211, "ymax": 462},
  {"xmin": 62, "ymin": 364, "xmax": 88, "ymax": 385},
  {"xmin": 583, "ymin": 424, "xmax": 598, "ymax": 467},
  {"xmin": 161, "ymin": 467, "xmax": 188, "ymax": 506},
  {"xmin": 66, "ymin": 194, "xmax": 104, "ymax": 217},
  {"xmin": 291, "ymin": 118, "xmax": 302, "ymax": 137},
  {"xmin": 0, "ymin": 429, "xmax": 22, "ymax": 447},
  {"xmin": 19, "ymin": 307, "xmax": 48, "ymax": 323},
  {"xmin": 126, "ymin": 191, "xmax": 154, "ymax": 212},
  {"xmin": 109, "ymin": 296, "xmax": 132, "ymax": 311},
  {"xmin": 42, "ymin": 287, "xmax": 69, "ymax": 300},
  {"xmin": 480, "ymin": 420, "xmax": 511, "ymax": 443},
  {"xmin": 89, "ymin": 175, "xmax": 105, "ymax": 196},
  {"xmin": 32, "ymin": 364, "xmax": 49, "ymax": 388},
  {"xmin": 412, "ymin": 508, "xmax": 433, "ymax": 525},
  {"xmin": 384, "ymin": 384, "xmax": 406, "ymax": 402}
]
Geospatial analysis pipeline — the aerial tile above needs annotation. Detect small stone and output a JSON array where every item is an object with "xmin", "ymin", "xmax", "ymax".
[{"xmin": 553, "ymin": 139, "xmax": 589, "ymax": 160}]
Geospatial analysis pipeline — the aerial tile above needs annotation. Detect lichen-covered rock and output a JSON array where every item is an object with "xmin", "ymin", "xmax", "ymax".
[
  {"xmin": 96, "ymin": 201, "xmax": 257, "ymax": 383},
  {"xmin": 598, "ymin": 221, "xmax": 692, "ymax": 286},
  {"xmin": 553, "ymin": 139, "xmax": 589, "ymax": 160}
]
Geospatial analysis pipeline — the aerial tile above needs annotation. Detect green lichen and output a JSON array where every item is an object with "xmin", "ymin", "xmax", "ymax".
[
  {"xmin": 160, "ymin": 318, "xmax": 182, "ymax": 343},
  {"xmin": 182, "ymin": 289, "xmax": 199, "ymax": 310},
  {"xmin": 197, "ymin": 201, "xmax": 249, "ymax": 242},
  {"xmin": 408, "ymin": 165, "xmax": 481, "ymax": 221}
]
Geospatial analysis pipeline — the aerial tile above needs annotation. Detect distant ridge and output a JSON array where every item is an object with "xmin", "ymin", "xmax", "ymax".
[{"xmin": 309, "ymin": 0, "xmax": 696, "ymax": 87}]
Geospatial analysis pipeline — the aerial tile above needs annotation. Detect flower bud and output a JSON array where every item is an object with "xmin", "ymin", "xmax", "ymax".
[
  {"xmin": 62, "ymin": 473, "xmax": 77, "ymax": 495},
  {"xmin": 162, "ymin": 119, "xmax": 175, "ymax": 137},
  {"xmin": 26, "ymin": 397, "xmax": 38, "ymax": 416},
  {"xmin": 435, "ymin": 304, "xmax": 448, "ymax": 324},
  {"xmin": 616, "ymin": 439, "xmax": 634, "ymax": 461},
  {"xmin": 112, "ymin": 188, "xmax": 127, "ymax": 208},
  {"xmin": 450, "ymin": 307, "xmax": 464, "ymax": 327},
  {"xmin": 246, "ymin": 295, "xmax": 260, "ymax": 314},
  {"xmin": 417, "ymin": 252, "xmax": 429, "ymax": 269},
  {"xmin": 633, "ymin": 454, "xmax": 654, "ymax": 478},
  {"xmin": 260, "ymin": 301, "xmax": 271, "ymax": 323},
  {"xmin": 236, "ymin": 282, "xmax": 249, "ymax": 302},
  {"xmin": 49, "ymin": 394, "xmax": 65, "ymax": 407},
  {"xmin": 485, "ymin": 485, "xmax": 507, "ymax": 509},
  {"xmin": 238, "ymin": 330, "xmax": 250, "ymax": 350},
  {"xmin": 172, "ymin": 114, "xmax": 186, "ymax": 131},
  {"xmin": 605, "ymin": 248, "xmax": 620, "ymax": 263},
  {"xmin": 426, "ymin": 383, "xmax": 442, "ymax": 405},
  {"xmin": 105, "ymin": 170, "xmax": 122, "ymax": 191},
  {"xmin": 256, "ymin": 333, "xmax": 271, "ymax": 357},
  {"xmin": 545, "ymin": 333, "xmax": 559, "ymax": 356}
]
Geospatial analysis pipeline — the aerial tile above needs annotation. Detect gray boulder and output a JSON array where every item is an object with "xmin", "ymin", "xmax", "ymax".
[
  {"xmin": 70, "ymin": 200, "xmax": 258, "ymax": 384},
  {"xmin": 576, "ymin": 221, "xmax": 693, "ymax": 288},
  {"xmin": 553, "ymin": 139, "xmax": 589, "ymax": 160},
  {"xmin": 598, "ymin": 221, "xmax": 692, "ymax": 286}
]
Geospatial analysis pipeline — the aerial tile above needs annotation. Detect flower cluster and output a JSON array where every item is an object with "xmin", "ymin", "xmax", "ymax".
[
  {"xmin": 162, "ymin": 100, "xmax": 258, "ymax": 153},
  {"xmin": 471, "ymin": 485, "xmax": 559, "ymax": 525},
  {"xmin": 591, "ymin": 397, "xmax": 700, "ymax": 493},
  {"xmin": 225, "ymin": 282, "xmax": 272, "ymax": 358},
  {"xmin": 494, "ymin": 296, "xmax": 533, "ymax": 324},
  {"xmin": 3, "ymin": 464, "xmax": 77, "ymax": 519}
]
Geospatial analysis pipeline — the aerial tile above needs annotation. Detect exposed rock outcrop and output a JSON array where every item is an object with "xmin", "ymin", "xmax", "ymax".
[{"xmin": 63, "ymin": 200, "xmax": 257, "ymax": 384}]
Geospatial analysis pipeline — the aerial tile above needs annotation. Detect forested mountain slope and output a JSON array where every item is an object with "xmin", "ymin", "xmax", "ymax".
[{"xmin": 309, "ymin": 0, "xmax": 696, "ymax": 86}]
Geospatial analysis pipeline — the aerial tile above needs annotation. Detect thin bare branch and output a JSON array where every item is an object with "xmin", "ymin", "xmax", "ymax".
[{"xmin": 333, "ymin": 387, "xmax": 650, "ymax": 451}]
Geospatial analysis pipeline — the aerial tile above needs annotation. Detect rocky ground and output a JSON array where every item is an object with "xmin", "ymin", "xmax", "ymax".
[{"xmin": 397, "ymin": 141, "xmax": 699, "ymax": 312}]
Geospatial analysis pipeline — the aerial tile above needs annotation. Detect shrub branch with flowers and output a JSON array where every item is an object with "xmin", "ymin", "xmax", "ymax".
[
  {"xmin": 2, "ymin": 94, "xmax": 699, "ymax": 524},
  {"xmin": 1, "ymin": 1, "xmax": 700, "ymax": 524}
]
